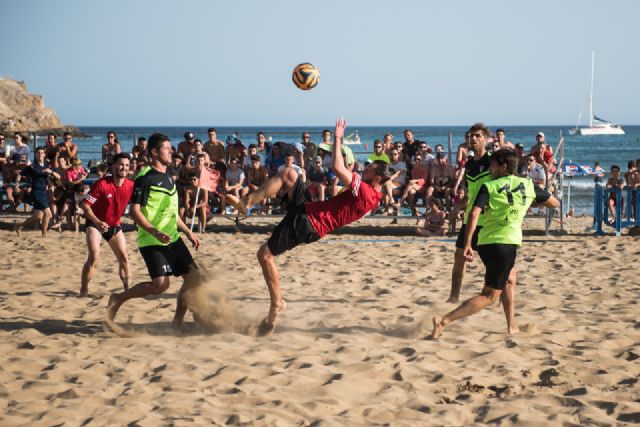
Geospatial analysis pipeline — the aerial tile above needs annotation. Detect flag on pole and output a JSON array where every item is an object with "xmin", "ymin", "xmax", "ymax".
[{"xmin": 198, "ymin": 167, "xmax": 220, "ymax": 193}]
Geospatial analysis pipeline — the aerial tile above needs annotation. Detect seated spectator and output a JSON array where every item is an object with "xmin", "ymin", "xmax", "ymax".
[
  {"xmin": 246, "ymin": 154, "xmax": 269, "ymax": 213},
  {"xmin": 416, "ymin": 198, "xmax": 447, "ymax": 237},
  {"xmin": 607, "ymin": 165, "xmax": 625, "ymax": 221},
  {"xmin": 381, "ymin": 148, "xmax": 407, "ymax": 213},
  {"xmin": 131, "ymin": 137, "xmax": 149, "ymax": 166},
  {"xmin": 243, "ymin": 144, "xmax": 260, "ymax": 169},
  {"xmin": 449, "ymin": 186, "xmax": 467, "ymax": 233},
  {"xmin": 367, "ymin": 139, "xmax": 390, "ymax": 164},
  {"xmin": 204, "ymin": 128, "xmax": 225, "ymax": 164},
  {"xmin": 278, "ymin": 152, "xmax": 305, "ymax": 180},
  {"xmin": 226, "ymin": 133, "xmax": 245, "ymax": 163},
  {"xmin": 396, "ymin": 154, "xmax": 430, "ymax": 216},
  {"xmin": 526, "ymin": 154, "xmax": 546, "ymax": 188},
  {"xmin": 182, "ymin": 173, "xmax": 209, "ymax": 233},
  {"xmin": 427, "ymin": 151, "xmax": 455, "ymax": 211},
  {"xmin": 225, "ymin": 157, "xmax": 247, "ymax": 200},
  {"xmin": 306, "ymin": 155, "xmax": 327, "ymax": 202},
  {"xmin": 515, "ymin": 143, "xmax": 528, "ymax": 176}
]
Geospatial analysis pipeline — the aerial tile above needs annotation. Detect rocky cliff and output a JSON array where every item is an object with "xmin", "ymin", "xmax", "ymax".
[{"xmin": 0, "ymin": 78, "xmax": 66, "ymax": 133}]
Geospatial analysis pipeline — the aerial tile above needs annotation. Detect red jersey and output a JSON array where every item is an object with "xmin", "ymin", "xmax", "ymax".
[
  {"xmin": 83, "ymin": 176, "xmax": 134, "ymax": 226},
  {"xmin": 305, "ymin": 173, "xmax": 382, "ymax": 238}
]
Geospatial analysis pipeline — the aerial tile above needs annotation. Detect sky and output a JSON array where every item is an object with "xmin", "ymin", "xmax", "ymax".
[{"xmin": 2, "ymin": 0, "xmax": 639, "ymax": 126}]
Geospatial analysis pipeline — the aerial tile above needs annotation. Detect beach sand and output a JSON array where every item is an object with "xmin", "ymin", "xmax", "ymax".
[{"xmin": 0, "ymin": 216, "xmax": 639, "ymax": 426}]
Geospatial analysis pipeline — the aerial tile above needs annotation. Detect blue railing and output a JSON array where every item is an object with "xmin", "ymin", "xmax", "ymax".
[{"xmin": 593, "ymin": 185, "xmax": 640, "ymax": 236}]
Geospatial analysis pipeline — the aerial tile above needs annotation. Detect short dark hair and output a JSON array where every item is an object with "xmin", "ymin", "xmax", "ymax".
[
  {"xmin": 63, "ymin": 131, "xmax": 72, "ymax": 138},
  {"xmin": 371, "ymin": 160, "xmax": 391, "ymax": 184},
  {"xmin": 469, "ymin": 122, "xmax": 491, "ymax": 137},
  {"xmin": 257, "ymin": 131, "xmax": 265, "ymax": 137},
  {"xmin": 148, "ymin": 133, "xmax": 170, "ymax": 153},
  {"xmin": 35, "ymin": 145, "xmax": 46, "ymax": 153},
  {"xmin": 373, "ymin": 139, "xmax": 383, "ymax": 146},
  {"xmin": 112, "ymin": 153, "xmax": 131, "ymax": 163},
  {"xmin": 47, "ymin": 133, "xmax": 56, "ymax": 138},
  {"xmin": 611, "ymin": 165, "xmax": 620, "ymax": 171},
  {"xmin": 490, "ymin": 148, "xmax": 518, "ymax": 175},
  {"xmin": 496, "ymin": 128, "xmax": 505, "ymax": 134},
  {"xmin": 322, "ymin": 129, "xmax": 331, "ymax": 135},
  {"xmin": 137, "ymin": 137, "xmax": 147, "ymax": 143},
  {"xmin": 207, "ymin": 128, "xmax": 217, "ymax": 134},
  {"xmin": 628, "ymin": 160, "xmax": 635, "ymax": 168},
  {"xmin": 248, "ymin": 144, "xmax": 257, "ymax": 150}
]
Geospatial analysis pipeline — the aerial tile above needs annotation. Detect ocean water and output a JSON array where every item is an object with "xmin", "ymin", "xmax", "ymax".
[{"xmin": 62, "ymin": 125, "xmax": 640, "ymax": 214}]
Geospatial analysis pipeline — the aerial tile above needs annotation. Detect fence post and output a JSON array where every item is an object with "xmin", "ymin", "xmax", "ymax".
[
  {"xmin": 615, "ymin": 188, "xmax": 622, "ymax": 236},
  {"xmin": 594, "ymin": 185, "xmax": 604, "ymax": 235}
]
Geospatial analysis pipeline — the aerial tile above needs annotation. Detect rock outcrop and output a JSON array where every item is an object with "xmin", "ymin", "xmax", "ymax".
[{"xmin": 0, "ymin": 78, "xmax": 65, "ymax": 133}]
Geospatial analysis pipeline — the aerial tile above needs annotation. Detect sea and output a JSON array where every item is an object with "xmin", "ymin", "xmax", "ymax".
[{"xmin": 50, "ymin": 125, "xmax": 640, "ymax": 215}]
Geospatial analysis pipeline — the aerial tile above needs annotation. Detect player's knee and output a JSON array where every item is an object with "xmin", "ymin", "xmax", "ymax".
[
  {"xmin": 150, "ymin": 278, "xmax": 170, "ymax": 294},
  {"xmin": 87, "ymin": 252, "xmax": 100, "ymax": 265},
  {"xmin": 257, "ymin": 244, "xmax": 273, "ymax": 265}
]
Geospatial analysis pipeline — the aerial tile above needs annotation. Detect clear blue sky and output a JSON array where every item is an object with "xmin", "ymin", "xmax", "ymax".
[{"xmin": 2, "ymin": 0, "xmax": 638, "ymax": 126}]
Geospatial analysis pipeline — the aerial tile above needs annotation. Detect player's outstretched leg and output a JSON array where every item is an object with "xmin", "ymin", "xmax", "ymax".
[
  {"xmin": 431, "ymin": 287, "xmax": 501, "ymax": 339},
  {"xmin": 256, "ymin": 242, "xmax": 287, "ymax": 336}
]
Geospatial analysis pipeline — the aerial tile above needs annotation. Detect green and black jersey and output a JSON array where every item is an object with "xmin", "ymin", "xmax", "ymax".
[
  {"xmin": 132, "ymin": 167, "xmax": 180, "ymax": 248},
  {"xmin": 463, "ymin": 152, "xmax": 492, "ymax": 225}
]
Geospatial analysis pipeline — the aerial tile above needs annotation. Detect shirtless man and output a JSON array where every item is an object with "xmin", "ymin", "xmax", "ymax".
[
  {"xmin": 228, "ymin": 118, "xmax": 389, "ymax": 335},
  {"xmin": 495, "ymin": 128, "xmax": 514, "ymax": 149},
  {"xmin": 432, "ymin": 149, "xmax": 558, "ymax": 338},
  {"xmin": 80, "ymin": 153, "xmax": 134, "ymax": 297},
  {"xmin": 428, "ymin": 151, "xmax": 456, "ymax": 210},
  {"xmin": 606, "ymin": 165, "xmax": 625, "ymax": 220},
  {"xmin": 183, "ymin": 173, "xmax": 209, "ymax": 233},
  {"xmin": 55, "ymin": 132, "xmax": 78, "ymax": 168},
  {"xmin": 107, "ymin": 133, "xmax": 201, "ymax": 329},
  {"xmin": 204, "ymin": 128, "xmax": 225, "ymax": 163}
]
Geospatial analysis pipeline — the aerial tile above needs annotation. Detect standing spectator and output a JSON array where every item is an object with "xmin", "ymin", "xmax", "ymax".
[
  {"xmin": 204, "ymin": 128, "xmax": 225, "ymax": 163},
  {"xmin": 428, "ymin": 151, "xmax": 456, "ymax": 211},
  {"xmin": 625, "ymin": 160, "xmax": 639, "ymax": 219},
  {"xmin": 266, "ymin": 142, "xmax": 285, "ymax": 176},
  {"xmin": 132, "ymin": 137, "xmax": 149, "ymax": 167},
  {"xmin": 14, "ymin": 146, "xmax": 59, "ymax": 236},
  {"xmin": 368, "ymin": 139, "xmax": 390, "ymax": 164},
  {"xmin": 256, "ymin": 132, "xmax": 270, "ymax": 164},
  {"xmin": 102, "ymin": 130, "xmax": 121, "ymax": 165},
  {"xmin": 402, "ymin": 129, "xmax": 418, "ymax": 166},
  {"xmin": 382, "ymin": 133, "xmax": 394, "ymax": 155},
  {"xmin": 495, "ymin": 128, "xmax": 514, "ymax": 148},
  {"xmin": 55, "ymin": 132, "xmax": 78, "ymax": 167},
  {"xmin": 301, "ymin": 132, "xmax": 316, "ymax": 166},
  {"xmin": 44, "ymin": 133, "xmax": 57, "ymax": 164},
  {"xmin": 182, "ymin": 173, "xmax": 209, "ymax": 233},
  {"xmin": 177, "ymin": 131, "xmax": 196, "ymax": 158},
  {"xmin": 607, "ymin": 165, "xmax": 625, "ymax": 220},
  {"xmin": 246, "ymin": 154, "xmax": 269, "ymax": 212},
  {"xmin": 515, "ymin": 143, "xmax": 527, "ymax": 176}
]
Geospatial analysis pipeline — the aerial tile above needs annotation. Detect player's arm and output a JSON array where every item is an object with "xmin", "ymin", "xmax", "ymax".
[
  {"xmin": 464, "ymin": 184, "xmax": 489, "ymax": 261},
  {"xmin": 81, "ymin": 195, "xmax": 109, "ymax": 233},
  {"xmin": 533, "ymin": 185, "xmax": 559, "ymax": 208},
  {"xmin": 452, "ymin": 166, "xmax": 466, "ymax": 195},
  {"xmin": 176, "ymin": 215, "xmax": 200, "ymax": 250},
  {"xmin": 130, "ymin": 203, "xmax": 171, "ymax": 244},
  {"xmin": 69, "ymin": 143, "xmax": 78, "ymax": 158},
  {"xmin": 332, "ymin": 118, "xmax": 352, "ymax": 187}
]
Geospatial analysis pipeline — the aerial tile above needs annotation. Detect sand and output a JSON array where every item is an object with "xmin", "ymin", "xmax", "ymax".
[{"xmin": 0, "ymin": 216, "xmax": 639, "ymax": 426}]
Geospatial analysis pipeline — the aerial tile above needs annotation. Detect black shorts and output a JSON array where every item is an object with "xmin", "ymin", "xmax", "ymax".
[
  {"xmin": 477, "ymin": 244, "xmax": 518, "ymax": 290},
  {"xmin": 139, "ymin": 238, "xmax": 196, "ymax": 279},
  {"xmin": 267, "ymin": 176, "xmax": 320, "ymax": 256},
  {"xmin": 33, "ymin": 190, "xmax": 50, "ymax": 211},
  {"xmin": 455, "ymin": 223, "xmax": 482, "ymax": 250},
  {"xmin": 86, "ymin": 222, "xmax": 122, "ymax": 242}
]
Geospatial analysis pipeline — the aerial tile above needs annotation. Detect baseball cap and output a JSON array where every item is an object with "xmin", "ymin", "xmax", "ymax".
[
  {"xmin": 184, "ymin": 132, "xmax": 195, "ymax": 139},
  {"xmin": 536, "ymin": 132, "xmax": 545, "ymax": 138},
  {"xmin": 515, "ymin": 143, "xmax": 524, "ymax": 149}
]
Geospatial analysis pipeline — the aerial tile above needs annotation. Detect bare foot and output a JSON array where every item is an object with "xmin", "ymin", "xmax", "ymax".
[
  {"xmin": 508, "ymin": 324, "xmax": 520, "ymax": 334},
  {"xmin": 79, "ymin": 288, "xmax": 89, "ymax": 298},
  {"xmin": 257, "ymin": 299, "xmax": 287, "ymax": 337},
  {"xmin": 431, "ymin": 315, "xmax": 444, "ymax": 339},
  {"xmin": 225, "ymin": 194, "xmax": 247, "ymax": 215},
  {"xmin": 445, "ymin": 295, "xmax": 459, "ymax": 304},
  {"xmin": 106, "ymin": 294, "xmax": 122, "ymax": 323},
  {"xmin": 14, "ymin": 224, "xmax": 22, "ymax": 237}
]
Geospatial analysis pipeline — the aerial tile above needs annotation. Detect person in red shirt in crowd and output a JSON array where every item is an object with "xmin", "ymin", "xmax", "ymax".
[
  {"xmin": 80, "ymin": 153, "xmax": 134, "ymax": 297},
  {"xmin": 228, "ymin": 118, "xmax": 389, "ymax": 335}
]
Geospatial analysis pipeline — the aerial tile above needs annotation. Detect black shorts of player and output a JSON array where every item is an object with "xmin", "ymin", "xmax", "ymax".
[
  {"xmin": 32, "ymin": 190, "xmax": 50, "ymax": 211},
  {"xmin": 477, "ymin": 244, "xmax": 518, "ymax": 290},
  {"xmin": 86, "ymin": 221, "xmax": 122, "ymax": 242},
  {"xmin": 268, "ymin": 175, "xmax": 320, "ymax": 256},
  {"xmin": 455, "ymin": 223, "xmax": 482, "ymax": 250},
  {"xmin": 139, "ymin": 238, "xmax": 196, "ymax": 279}
]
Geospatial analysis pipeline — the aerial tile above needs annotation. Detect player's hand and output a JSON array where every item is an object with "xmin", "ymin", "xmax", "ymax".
[
  {"xmin": 187, "ymin": 231, "xmax": 200, "ymax": 251},
  {"xmin": 334, "ymin": 117, "xmax": 346, "ymax": 139},
  {"xmin": 96, "ymin": 220, "xmax": 109, "ymax": 233},
  {"xmin": 152, "ymin": 229, "xmax": 172, "ymax": 244},
  {"xmin": 463, "ymin": 245, "xmax": 474, "ymax": 262}
]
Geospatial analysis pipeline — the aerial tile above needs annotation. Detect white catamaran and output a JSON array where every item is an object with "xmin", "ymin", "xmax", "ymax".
[{"xmin": 570, "ymin": 50, "xmax": 625, "ymax": 136}]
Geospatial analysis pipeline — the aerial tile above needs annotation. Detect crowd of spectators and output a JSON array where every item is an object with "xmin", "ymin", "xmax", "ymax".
[{"xmin": 2, "ymin": 127, "xmax": 636, "ymax": 235}]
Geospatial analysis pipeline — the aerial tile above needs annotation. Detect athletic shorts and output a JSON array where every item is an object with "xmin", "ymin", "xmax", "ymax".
[
  {"xmin": 86, "ymin": 221, "xmax": 122, "ymax": 242},
  {"xmin": 139, "ymin": 238, "xmax": 196, "ymax": 279},
  {"xmin": 477, "ymin": 244, "xmax": 518, "ymax": 290},
  {"xmin": 32, "ymin": 190, "xmax": 50, "ymax": 211},
  {"xmin": 268, "ymin": 176, "xmax": 320, "ymax": 256},
  {"xmin": 455, "ymin": 223, "xmax": 482, "ymax": 250}
]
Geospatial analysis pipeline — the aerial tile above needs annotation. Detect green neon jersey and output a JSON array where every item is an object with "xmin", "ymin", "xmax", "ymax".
[
  {"xmin": 132, "ymin": 167, "xmax": 180, "ymax": 248},
  {"xmin": 475, "ymin": 175, "xmax": 537, "ymax": 246},
  {"xmin": 463, "ymin": 152, "xmax": 491, "ymax": 225}
]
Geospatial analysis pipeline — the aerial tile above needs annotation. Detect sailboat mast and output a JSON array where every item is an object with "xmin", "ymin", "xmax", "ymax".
[{"xmin": 589, "ymin": 49, "xmax": 595, "ymax": 128}]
